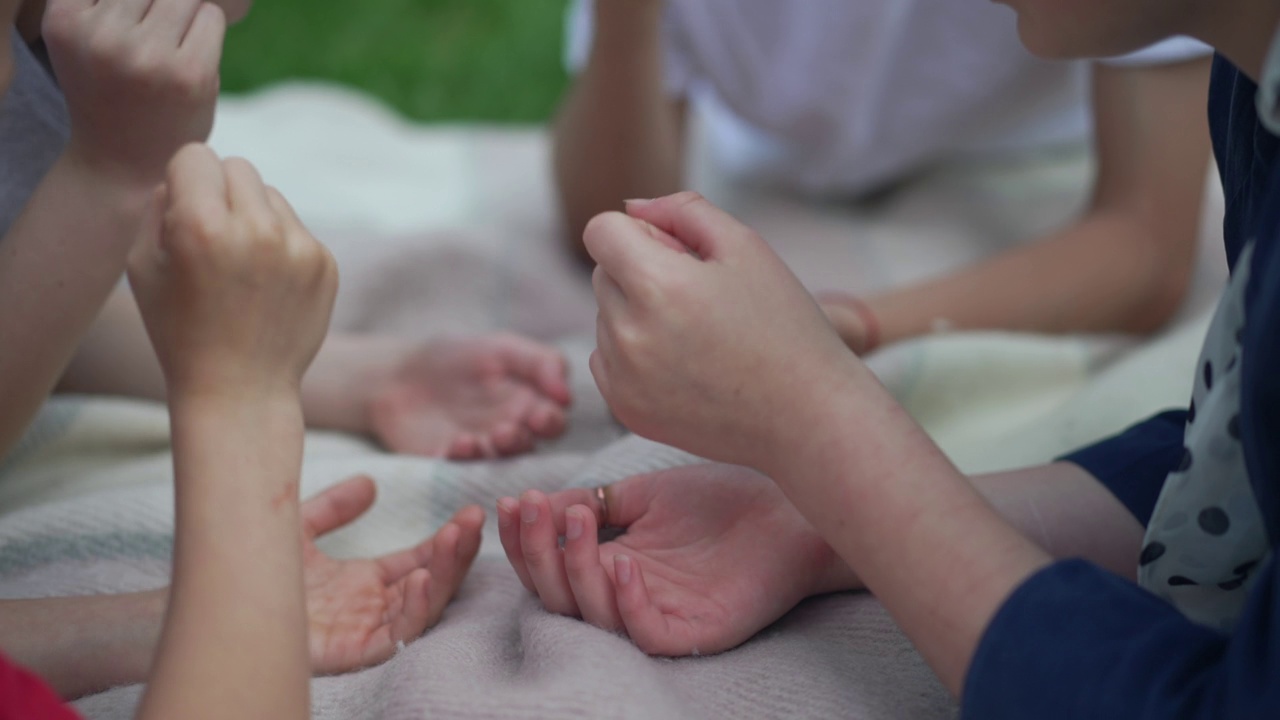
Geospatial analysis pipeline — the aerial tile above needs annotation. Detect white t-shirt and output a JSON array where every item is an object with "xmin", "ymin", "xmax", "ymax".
[{"xmin": 566, "ymin": 0, "xmax": 1209, "ymax": 196}]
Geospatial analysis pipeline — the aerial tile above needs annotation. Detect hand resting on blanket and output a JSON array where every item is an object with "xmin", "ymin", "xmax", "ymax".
[
  {"xmin": 353, "ymin": 333, "xmax": 572, "ymax": 459},
  {"xmin": 0, "ymin": 473, "xmax": 484, "ymax": 699},
  {"xmin": 500, "ymin": 461, "xmax": 1141, "ymax": 658},
  {"xmin": 497, "ymin": 464, "xmax": 853, "ymax": 656}
]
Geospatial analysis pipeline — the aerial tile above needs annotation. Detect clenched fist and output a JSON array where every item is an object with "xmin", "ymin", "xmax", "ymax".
[
  {"xmin": 45, "ymin": 0, "xmax": 225, "ymax": 184},
  {"xmin": 128, "ymin": 144, "xmax": 338, "ymax": 401},
  {"xmin": 586, "ymin": 192, "xmax": 865, "ymax": 471}
]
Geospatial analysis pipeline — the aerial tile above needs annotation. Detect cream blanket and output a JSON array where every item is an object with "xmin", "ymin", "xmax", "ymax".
[{"xmin": 0, "ymin": 83, "xmax": 1227, "ymax": 719}]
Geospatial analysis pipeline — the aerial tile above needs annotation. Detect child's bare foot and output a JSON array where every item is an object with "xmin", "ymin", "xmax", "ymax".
[{"xmin": 365, "ymin": 334, "xmax": 572, "ymax": 459}]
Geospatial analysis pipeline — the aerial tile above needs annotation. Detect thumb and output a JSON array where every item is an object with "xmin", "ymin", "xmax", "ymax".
[
  {"xmin": 624, "ymin": 192, "xmax": 752, "ymax": 261},
  {"xmin": 126, "ymin": 185, "xmax": 169, "ymax": 284}
]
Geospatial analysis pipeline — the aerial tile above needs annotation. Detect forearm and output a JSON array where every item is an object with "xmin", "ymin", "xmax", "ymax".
[
  {"xmin": 138, "ymin": 393, "xmax": 309, "ymax": 720},
  {"xmin": 813, "ymin": 461, "xmax": 1144, "ymax": 594},
  {"xmin": 0, "ymin": 154, "xmax": 151, "ymax": 455},
  {"xmin": 57, "ymin": 288, "xmax": 166, "ymax": 401},
  {"xmin": 760, "ymin": 367, "xmax": 1053, "ymax": 696},
  {"xmin": 0, "ymin": 590, "xmax": 166, "ymax": 699},
  {"xmin": 553, "ymin": 0, "xmax": 685, "ymax": 258},
  {"xmin": 865, "ymin": 208, "xmax": 1196, "ymax": 346},
  {"xmin": 861, "ymin": 58, "xmax": 1210, "ymax": 347}
]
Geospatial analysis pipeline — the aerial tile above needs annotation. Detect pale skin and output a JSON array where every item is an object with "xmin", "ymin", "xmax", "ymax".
[
  {"xmin": 122, "ymin": 145, "xmax": 478, "ymax": 719},
  {"xmin": 499, "ymin": 461, "xmax": 1141, "ymax": 657},
  {"xmin": 553, "ymin": 0, "xmax": 1211, "ymax": 354},
  {"xmin": 573, "ymin": 41, "xmax": 1270, "ymax": 694},
  {"xmin": 0, "ymin": 0, "xmax": 485, "ymax": 701},
  {"xmin": 0, "ymin": 0, "xmax": 571, "ymax": 463},
  {"xmin": 128, "ymin": 143, "xmax": 337, "ymax": 719},
  {"xmin": 0, "ymin": 473, "xmax": 485, "ymax": 699}
]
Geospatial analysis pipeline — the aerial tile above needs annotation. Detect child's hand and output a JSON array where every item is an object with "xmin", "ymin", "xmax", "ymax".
[
  {"xmin": 44, "ymin": 0, "xmax": 225, "ymax": 184},
  {"xmin": 585, "ymin": 192, "xmax": 863, "ymax": 470},
  {"xmin": 128, "ymin": 144, "xmax": 338, "ymax": 402}
]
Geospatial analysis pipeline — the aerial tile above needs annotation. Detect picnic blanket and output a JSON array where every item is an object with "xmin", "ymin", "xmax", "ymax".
[{"xmin": 0, "ymin": 82, "xmax": 1228, "ymax": 719}]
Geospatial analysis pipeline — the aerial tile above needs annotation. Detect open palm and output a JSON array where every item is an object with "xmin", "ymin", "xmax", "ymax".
[
  {"xmin": 498, "ymin": 464, "xmax": 847, "ymax": 656},
  {"xmin": 299, "ymin": 475, "xmax": 484, "ymax": 673},
  {"xmin": 367, "ymin": 334, "xmax": 572, "ymax": 459}
]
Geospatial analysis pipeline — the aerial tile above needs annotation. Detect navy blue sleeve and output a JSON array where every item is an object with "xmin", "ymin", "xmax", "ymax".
[
  {"xmin": 963, "ymin": 557, "xmax": 1280, "ymax": 719},
  {"xmin": 1059, "ymin": 410, "xmax": 1187, "ymax": 526}
]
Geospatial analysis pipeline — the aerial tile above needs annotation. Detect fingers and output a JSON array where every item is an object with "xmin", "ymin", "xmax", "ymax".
[
  {"xmin": 101, "ymin": 0, "xmax": 156, "ymax": 23},
  {"xmin": 388, "ymin": 568, "xmax": 432, "ymax": 650},
  {"xmin": 166, "ymin": 142, "xmax": 227, "ymax": 208},
  {"xmin": 562, "ymin": 505, "xmax": 624, "ymax": 631},
  {"xmin": 497, "ymin": 496, "xmax": 536, "ymax": 593},
  {"xmin": 222, "ymin": 157, "xmax": 278, "ymax": 234},
  {"xmin": 486, "ymin": 420, "xmax": 535, "ymax": 458},
  {"xmin": 373, "ymin": 506, "xmax": 485, "ymax": 660},
  {"xmin": 592, "ymin": 265, "xmax": 628, "ymax": 316},
  {"xmin": 613, "ymin": 555, "xmax": 683, "ymax": 655},
  {"xmin": 624, "ymin": 192, "xmax": 746, "ymax": 262},
  {"xmin": 422, "ymin": 523, "xmax": 462, "ymax": 628},
  {"xmin": 589, "ymin": 347, "xmax": 612, "ymax": 403},
  {"xmin": 498, "ymin": 492, "xmax": 627, "ymax": 632},
  {"xmin": 142, "ymin": 0, "xmax": 202, "ymax": 44},
  {"xmin": 492, "ymin": 335, "xmax": 573, "ymax": 407},
  {"xmin": 376, "ymin": 504, "xmax": 484, "ymax": 585},
  {"xmin": 127, "ymin": 184, "xmax": 169, "ymax": 273},
  {"xmin": 582, "ymin": 212, "xmax": 681, "ymax": 290},
  {"xmin": 524, "ymin": 398, "xmax": 567, "ymax": 441},
  {"xmin": 516, "ymin": 491, "xmax": 579, "ymax": 616},
  {"xmin": 300, "ymin": 474, "xmax": 378, "ymax": 539},
  {"xmin": 177, "ymin": 2, "xmax": 226, "ymax": 68}
]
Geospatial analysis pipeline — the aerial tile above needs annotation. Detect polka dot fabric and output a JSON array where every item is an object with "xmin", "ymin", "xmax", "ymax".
[{"xmin": 1138, "ymin": 242, "xmax": 1273, "ymax": 630}]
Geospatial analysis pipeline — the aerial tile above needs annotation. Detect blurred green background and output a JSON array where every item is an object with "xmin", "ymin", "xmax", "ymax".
[{"xmin": 222, "ymin": 0, "xmax": 573, "ymax": 123}]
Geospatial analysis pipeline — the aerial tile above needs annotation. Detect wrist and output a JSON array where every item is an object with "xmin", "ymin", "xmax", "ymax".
[
  {"xmin": 171, "ymin": 381, "xmax": 303, "ymax": 416},
  {"xmin": 62, "ymin": 139, "xmax": 163, "ymax": 195},
  {"xmin": 750, "ymin": 354, "xmax": 878, "ymax": 481}
]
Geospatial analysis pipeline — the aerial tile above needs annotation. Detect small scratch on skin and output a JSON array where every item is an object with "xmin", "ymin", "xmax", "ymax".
[{"xmin": 271, "ymin": 481, "xmax": 299, "ymax": 512}]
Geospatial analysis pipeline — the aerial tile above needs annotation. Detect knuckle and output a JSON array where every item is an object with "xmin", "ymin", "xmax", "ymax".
[
  {"xmin": 521, "ymin": 545, "xmax": 556, "ymax": 571},
  {"xmin": 41, "ymin": 7, "xmax": 79, "ymax": 50},
  {"xmin": 582, "ymin": 211, "xmax": 631, "ymax": 254},
  {"xmin": 169, "ymin": 204, "xmax": 227, "ymax": 247}
]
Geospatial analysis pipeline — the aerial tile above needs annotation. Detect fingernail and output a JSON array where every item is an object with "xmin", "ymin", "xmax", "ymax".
[
  {"xmin": 624, "ymin": 198, "xmax": 653, "ymax": 210},
  {"xmin": 497, "ymin": 498, "xmax": 517, "ymax": 528},
  {"xmin": 615, "ymin": 555, "xmax": 633, "ymax": 585},
  {"xmin": 565, "ymin": 511, "xmax": 583, "ymax": 541},
  {"xmin": 521, "ymin": 502, "xmax": 539, "ymax": 524}
]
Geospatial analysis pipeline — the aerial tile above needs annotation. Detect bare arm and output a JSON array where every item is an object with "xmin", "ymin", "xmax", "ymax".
[
  {"xmin": 552, "ymin": 0, "xmax": 687, "ymax": 260},
  {"xmin": 824, "ymin": 58, "xmax": 1212, "ymax": 351},
  {"xmin": 137, "ymin": 394, "xmax": 310, "ymax": 720},
  {"xmin": 130, "ymin": 147, "xmax": 328, "ymax": 720},
  {"xmin": 0, "ymin": 591, "xmax": 166, "ymax": 699},
  {"xmin": 0, "ymin": 157, "xmax": 150, "ymax": 457},
  {"xmin": 815, "ymin": 461, "xmax": 1143, "ymax": 593}
]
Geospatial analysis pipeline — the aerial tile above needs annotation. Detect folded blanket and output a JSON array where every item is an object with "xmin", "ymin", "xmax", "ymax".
[{"xmin": 0, "ymin": 83, "xmax": 1229, "ymax": 719}]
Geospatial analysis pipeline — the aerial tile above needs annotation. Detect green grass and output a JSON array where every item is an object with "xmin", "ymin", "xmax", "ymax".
[{"xmin": 221, "ymin": 0, "xmax": 572, "ymax": 123}]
